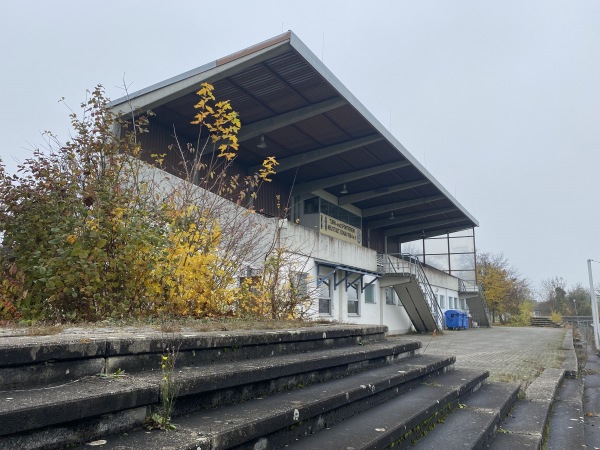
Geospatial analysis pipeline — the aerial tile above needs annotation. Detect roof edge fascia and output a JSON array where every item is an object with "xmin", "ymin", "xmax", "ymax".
[{"xmin": 109, "ymin": 31, "xmax": 293, "ymax": 114}]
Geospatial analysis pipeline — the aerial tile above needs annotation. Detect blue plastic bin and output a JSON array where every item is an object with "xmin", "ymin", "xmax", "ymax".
[{"xmin": 444, "ymin": 310, "xmax": 461, "ymax": 330}]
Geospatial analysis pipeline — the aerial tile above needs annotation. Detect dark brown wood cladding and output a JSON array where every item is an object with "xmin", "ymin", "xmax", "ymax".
[{"xmin": 135, "ymin": 121, "xmax": 289, "ymax": 218}]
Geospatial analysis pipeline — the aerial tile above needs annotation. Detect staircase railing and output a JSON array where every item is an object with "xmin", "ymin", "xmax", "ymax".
[
  {"xmin": 459, "ymin": 280, "xmax": 492, "ymax": 325},
  {"xmin": 380, "ymin": 253, "xmax": 445, "ymax": 331},
  {"xmin": 476, "ymin": 283, "xmax": 492, "ymax": 324}
]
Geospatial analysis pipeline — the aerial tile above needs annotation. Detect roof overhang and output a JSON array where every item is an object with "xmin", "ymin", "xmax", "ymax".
[{"xmin": 110, "ymin": 31, "xmax": 478, "ymax": 243}]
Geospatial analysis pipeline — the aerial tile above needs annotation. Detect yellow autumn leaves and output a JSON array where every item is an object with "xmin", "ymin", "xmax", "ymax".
[{"xmin": 0, "ymin": 82, "xmax": 281, "ymax": 322}]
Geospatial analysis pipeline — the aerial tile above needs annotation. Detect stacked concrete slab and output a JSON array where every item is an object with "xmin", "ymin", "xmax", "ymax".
[{"xmin": 0, "ymin": 325, "xmax": 567, "ymax": 449}]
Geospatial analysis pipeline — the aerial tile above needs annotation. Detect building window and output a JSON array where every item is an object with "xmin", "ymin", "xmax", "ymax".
[
  {"xmin": 439, "ymin": 295, "xmax": 445, "ymax": 308},
  {"xmin": 320, "ymin": 198, "xmax": 362, "ymax": 228},
  {"xmin": 364, "ymin": 284, "xmax": 376, "ymax": 304},
  {"xmin": 293, "ymin": 272, "xmax": 309, "ymax": 300},
  {"xmin": 385, "ymin": 287, "xmax": 395, "ymax": 305},
  {"xmin": 347, "ymin": 283, "xmax": 359, "ymax": 315},
  {"xmin": 304, "ymin": 197, "xmax": 319, "ymax": 214},
  {"xmin": 318, "ymin": 277, "xmax": 331, "ymax": 314}
]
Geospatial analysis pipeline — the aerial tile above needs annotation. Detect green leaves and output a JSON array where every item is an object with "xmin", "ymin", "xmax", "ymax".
[{"xmin": 0, "ymin": 82, "xmax": 283, "ymax": 324}]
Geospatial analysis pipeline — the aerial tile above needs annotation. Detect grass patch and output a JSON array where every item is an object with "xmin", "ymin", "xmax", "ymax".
[{"xmin": 22, "ymin": 324, "xmax": 65, "ymax": 336}]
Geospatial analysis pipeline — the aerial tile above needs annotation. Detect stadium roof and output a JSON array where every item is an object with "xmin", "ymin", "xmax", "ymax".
[{"xmin": 111, "ymin": 31, "xmax": 478, "ymax": 243}]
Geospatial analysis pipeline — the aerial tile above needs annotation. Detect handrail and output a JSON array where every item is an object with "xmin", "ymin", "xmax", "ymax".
[
  {"xmin": 476, "ymin": 283, "xmax": 492, "ymax": 324},
  {"xmin": 380, "ymin": 253, "xmax": 445, "ymax": 331},
  {"xmin": 459, "ymin": 279, "xmax": 479, "ymax": 293}
]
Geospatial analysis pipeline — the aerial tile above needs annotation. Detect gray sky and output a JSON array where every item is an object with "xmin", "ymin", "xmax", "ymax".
[{"xmin": 1, "ymin": 1, "xmax": 598, "ymax": 294}]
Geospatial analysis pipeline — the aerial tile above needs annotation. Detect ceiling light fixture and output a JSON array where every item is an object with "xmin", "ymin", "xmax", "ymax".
[
  {"xmin": 257, "ymin": 135, "xmax": 267, "ymax": 149},
  {"xmin": 340, "ymin": 184, "xmax": 348, "ymax": 195}
]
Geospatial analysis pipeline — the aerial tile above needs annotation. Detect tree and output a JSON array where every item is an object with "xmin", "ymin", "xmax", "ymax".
[
  {"xmin": 537, "ymin": 278, "xmax": 592, "ymax": 316},
  {"xmin": 539, "ymin": 276, "xmax": 568, "ymax": 313},
  {"xmin": 476, "ymin": 252, "xmax": 530, "ymax": 323},
  {"xmin": 567, "ymin": 284, "xmax": 592, "ymax": 316},
  {"xmin": 0, "ymin": 83, "xmax": 281, "ymax": 322}
]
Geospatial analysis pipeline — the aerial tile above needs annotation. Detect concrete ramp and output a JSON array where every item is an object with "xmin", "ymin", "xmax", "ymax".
[
  {"xmin": 381, "ymin": 274, "xmax": 439, "ymax": 333},
  {"xmin": 463, "ymin": 294, "xmax": 491, "ymax": 327}
]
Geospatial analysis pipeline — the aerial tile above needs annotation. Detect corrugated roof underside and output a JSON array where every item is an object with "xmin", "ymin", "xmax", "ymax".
[{"xmin": 138, "ymin": 36, "xmax": 476, "ymax": 241}]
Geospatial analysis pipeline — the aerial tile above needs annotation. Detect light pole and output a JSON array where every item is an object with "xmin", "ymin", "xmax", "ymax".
[
  {"xmin": 572, "ymin": 297, "xmax": 580, "ymax": 332},
  {"xmin": 587, "ymin": 259, "xmax": 600, "ymax": 351}
]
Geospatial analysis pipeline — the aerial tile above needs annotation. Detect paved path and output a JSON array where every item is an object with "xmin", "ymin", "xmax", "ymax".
[{"xmin": 393, "ymin": 326, "xmax": 566, "ymax": 386}]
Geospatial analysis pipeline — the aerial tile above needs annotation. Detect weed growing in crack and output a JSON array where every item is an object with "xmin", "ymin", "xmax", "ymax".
[{"xmin": 146, "ymin": 344, "xmax": 179, "ymax": 430}]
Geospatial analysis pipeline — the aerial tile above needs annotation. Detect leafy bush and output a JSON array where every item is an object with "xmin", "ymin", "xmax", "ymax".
[
  {"xmin": 550, "ymin": 310, "xmax": 563, "ymax": 324},
  {"xmin": 0, "ymin": 83, "xmax": 280, "ymax": 322},
  {"xmin": 510, "ymin": 301, "xmax": 533, "ymax": 326}
]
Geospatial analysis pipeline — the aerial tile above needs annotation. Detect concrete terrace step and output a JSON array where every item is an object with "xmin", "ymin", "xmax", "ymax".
[
  {"xmin": 0, "ymin": 338, "xmax": 420, "ymax": 449},
  {"xmin": 412, "ymin": 382, "xmax": 519, "ymax": 449},
  {"xmin": 0, "ymin": 324, "xmax": 388, "ymax": 390},
  {"xmin": 73, "ymin": 353, "xmax": 456, "ymax": 450},
  {"xmin": 487, "ymin": 368, "xmax": 565, "ymax": 450},
  {"xmin": 545, "ymin": 378, "xmax": 585, "ymax": 450},
  {"xmin": 282, "ymin": 368, "xmax": 489, "ymax": 450},
  {"xmin": 0, "ymin": 376, "xmax": 158, "ymax": 437},
  {"xmin": 160, "ymin": 339, "xmax": 421, "ymax": 402},
  {"xmin": 529, "ymin": 317, "xmax": 561, "ymax": 328}
]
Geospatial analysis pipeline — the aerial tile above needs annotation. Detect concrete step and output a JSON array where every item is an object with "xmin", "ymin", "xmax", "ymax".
[
  {"xmin": 487, "ymin": 368, "xmax": 565, "ymax": 450},
  {"xmin": 70, "ymin": 353, "xmax": 456, "ymax": 450},
  {"xmin": 0, "ymin": 338, "xmax": 420, "ymax": 449},
  {"xmin": 281, "ymin": 368, "xmax": 489, "ymax": 450},
  {"xmin": 529, "ymin": 317, "xmax": 561, "ymax": 328},
  {"xmin": 582, "ymin": 343, "xmax": 600, "ymax": 448},
  {"xmin": 411, "ymin": 382, "xmax": 520, "ymax": 449},
  {"xmin": 0, "ymin": 324, "xmax": 387, "ymax": 390},
  {"xmin": 545, "ymin": 378, "xmax": 585, "ymax": 450}
]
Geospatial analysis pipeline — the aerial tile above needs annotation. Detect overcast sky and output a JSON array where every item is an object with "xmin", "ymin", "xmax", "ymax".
[{"xmin": 1, "ymin": 1, "xmax": 598, "ymax": 294}]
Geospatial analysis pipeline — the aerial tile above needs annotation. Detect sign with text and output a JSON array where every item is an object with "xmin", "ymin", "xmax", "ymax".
[{"xmin": 319, "ymin": 213, "xmax": 362, "ymax": 246}]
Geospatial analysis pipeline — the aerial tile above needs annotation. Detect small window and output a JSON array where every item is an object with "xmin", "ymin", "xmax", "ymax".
[
  {"xmin": 385, "ymin": 287, "xmax": 395, "ymax": 305},
  {"xmin": 293, "ymin": 272, "xmax": 309, "ymax": 299},
  {"xmin": 318, "ymin": 277, "xmax": 331, "ymax": 314},
  {"xmin": 347, "ymin": 283, "xmax": 359, "ymax": 315},
  {"xmin": 364, "ymin": 284, "xmax": 376, "ymax": 304},
  {"xmin": 439, "ymin": 295, "xmax": 445, "ymax": 308},
  {"xmin": 304, "ymin": 197, "xmax": 319, "ymax": 214}
]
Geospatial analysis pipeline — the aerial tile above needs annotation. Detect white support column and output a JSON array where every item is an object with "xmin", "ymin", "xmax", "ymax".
[{"xmin": 588, "ymin": 259, "xmax": 600, "ymax": 351}]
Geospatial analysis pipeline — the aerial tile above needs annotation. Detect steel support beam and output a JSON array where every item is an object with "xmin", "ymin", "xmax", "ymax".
[
  {"xmin": 384, "ymin": 218, "xmax": 468, "ymax": 238},
  {"xmin": 248, "ymin": 134, "xmax": 383, "ymax": 173},
  {"xmin": 366, "ymin": 207, "xmax": 458, "ymax": 229},
  {"xmin": 237, "ymin": 97, "xmax": 347, "ymax": 142},
  {"xmin": 339, "ymin": 180, "xmax": 430, "ymax": 206},
  {"xmin": 293, "ymin": 161, "xmax": 411, "ymax": 196},
  {"xmin": 396, "ymin": 225, "xmax": 475, "ymax": 244},
  {"xmin": 362, "ymin": 195, "xmax": 446, "ymax": 218}
]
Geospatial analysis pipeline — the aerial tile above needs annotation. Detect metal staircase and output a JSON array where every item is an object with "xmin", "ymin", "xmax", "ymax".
[
  {"xmin": 459, "ymin": 280, "xmax": 491, "ymax": 327},
  {"xmin": 378, "ymin": 253, "xmax": 445, "ymax": 333}
]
